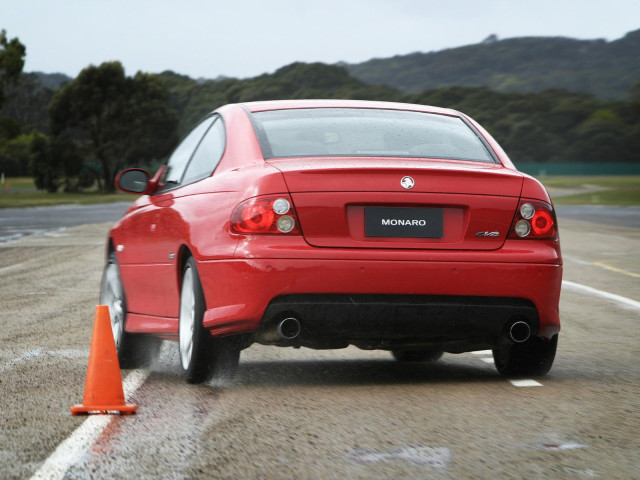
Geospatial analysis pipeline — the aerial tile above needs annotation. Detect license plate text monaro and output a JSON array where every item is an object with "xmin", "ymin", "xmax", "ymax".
[{"xmin": 365, "ymin": 207, "xmax": 443, "ymax": 238}]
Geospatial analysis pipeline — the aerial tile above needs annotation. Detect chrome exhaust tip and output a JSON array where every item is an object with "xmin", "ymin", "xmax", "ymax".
[
  {"xmin": 509, "ymin": 320, "xmax": 531, "ymax": 343},
  {"xmin": 276, "ymin": 317, "xmax": 301, "ymax": 340}
]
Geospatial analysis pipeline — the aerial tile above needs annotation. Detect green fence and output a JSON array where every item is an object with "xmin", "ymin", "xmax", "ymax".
[{"xmin": 515, "ymin": 162, "xmax": 640, "ymax": 176}]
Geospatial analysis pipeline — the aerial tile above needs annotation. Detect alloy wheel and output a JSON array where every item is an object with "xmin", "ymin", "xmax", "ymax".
[{"xmin": 179, "ymin": 266, "xmax": 196, "ymax": 371}]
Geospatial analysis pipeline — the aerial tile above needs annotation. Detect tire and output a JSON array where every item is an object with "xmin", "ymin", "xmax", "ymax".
[
  {"xmin": 492, "ymin": 335, "xmax": 558, "ymax": 377},
  {"xmin": 179, "ymin": 257, "xmax": 240, "ymax": 384},
  {"xmin": 100, "ymin": 252, "xmax": 162, "ymax": 368},
  {"xmin": 391, "ymin": 349, "xmax": 443, "ymax": 362}
]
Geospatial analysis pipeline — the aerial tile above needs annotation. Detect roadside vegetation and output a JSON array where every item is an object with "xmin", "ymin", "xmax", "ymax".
[
  {"xmin": 542, "ymin": 176, "xmax": 640, "ymax": 206},
  {"xmin": 0, "ymin": 177, "xmax": 131, "ymax": 208},
  {"xmin": 1, "ymin": 28, "xmax": 639, "ymax": 200}
]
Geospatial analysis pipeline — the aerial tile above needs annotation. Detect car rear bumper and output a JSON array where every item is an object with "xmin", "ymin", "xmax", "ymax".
[
  {"xmin": 197, "ymin": 257, "xmax": 562, "ymax": 347},
  {"xmin": 256, "ymin": 294, "xmax": 540, "ymax": 352}
]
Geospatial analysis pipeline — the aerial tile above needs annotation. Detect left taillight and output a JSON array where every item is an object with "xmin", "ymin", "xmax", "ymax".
[
  {"xmin": 508, "ymin": 200, "xmax": 558, "ymax": 240},
  {"xmin": 230, "ymin": 195, "xmax": 301, "ymax": 235}
]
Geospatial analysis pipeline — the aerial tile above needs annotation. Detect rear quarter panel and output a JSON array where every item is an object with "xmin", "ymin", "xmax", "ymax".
[{"xmin": 109, "ymin": 104, "xmax": 289, "ymax": 318}]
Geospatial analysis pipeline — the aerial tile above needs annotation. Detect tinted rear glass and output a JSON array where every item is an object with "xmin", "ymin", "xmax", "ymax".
[{"xmin": 252, "ymin": 108, "xmax": 495, "ymax": 163}]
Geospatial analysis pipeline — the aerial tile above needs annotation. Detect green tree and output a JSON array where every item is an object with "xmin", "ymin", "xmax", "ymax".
[
  {"xmin": 1, "ymin": 73, "xmax": 56, "ymax": 133},
  {"xmin": 570, "ymin": 109, "xmax": 633, "ymax": 162},
  {"xmin": 29, "ymin": 132, "xmax": 85, "ymax": 192},
  {"xmin": 0, "ymin": 29, "xmax": 26, "ymax": 109},
  {"xmin": 29, "ymin": 133, "xmax": 59, "ymax": 192},
  {"xmin": 49, "ymin": 61, "xmax": 178, "ymax": 192},
  {"xmin": 0, "ymin": 131, "xmax": 34, "ymax": 176}
]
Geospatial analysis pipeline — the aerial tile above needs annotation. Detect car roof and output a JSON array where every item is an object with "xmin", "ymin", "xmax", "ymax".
[{"xmin": 240, "ymin": 99, "xmax": 460, "ymax": 117}]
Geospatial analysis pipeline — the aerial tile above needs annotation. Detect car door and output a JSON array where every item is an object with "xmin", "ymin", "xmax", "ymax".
[{"xmin": 120, "ymin": 116, "xmax": 218, "ymax": 318}]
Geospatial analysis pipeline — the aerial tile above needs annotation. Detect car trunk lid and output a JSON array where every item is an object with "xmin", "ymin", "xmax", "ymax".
[{"xmin": 266, "ymin": 157, "xmax": 523, "ymax": 250}]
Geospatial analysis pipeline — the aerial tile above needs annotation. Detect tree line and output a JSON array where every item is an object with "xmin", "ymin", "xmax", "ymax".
[{"xmin": 1, "ymin": 30, "xmax": 639, "ymax": 193}]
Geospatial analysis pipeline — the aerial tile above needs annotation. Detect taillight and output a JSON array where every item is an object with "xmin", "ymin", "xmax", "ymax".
[
  {"xmin": 508, "ymin": 200, "xmax": 557, "ymax": 240},
  {"xmin": 230, "ymin": 195, "xmax": 301, "ymax": 234}
]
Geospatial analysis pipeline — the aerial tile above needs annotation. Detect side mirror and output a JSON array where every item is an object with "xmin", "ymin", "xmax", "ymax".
[{"xmin": 116, "ymin": 169, "xmax": 151, "ymax": 194}]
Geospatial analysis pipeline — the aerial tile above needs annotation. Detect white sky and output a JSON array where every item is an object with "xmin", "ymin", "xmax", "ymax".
[{"xmin": 2, "ymin": 0, "xmax": 639, "ymax": 80}]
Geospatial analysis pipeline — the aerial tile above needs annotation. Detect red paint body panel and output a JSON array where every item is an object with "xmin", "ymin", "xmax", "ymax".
[
  {"xmin": 106, "ymin": 100, "xmax": 562, "ymax": 352},
  {"xmin": 266, "ymin": 158, "xmax": 525, "ymax": 250},
  {"xmin": 197, "ymin": 255, "xmax": 561, "ymax": 339},
  {"xmin": 291, "ymin": 191, "xmax": 518, "ymax": 250},
  {"xmin": 267, "ymin": 157, "xmax": 523, "ymax": 195},
  {"xmin": 125, "ymin": 313, "xmax": 178, "ymax": 336}
]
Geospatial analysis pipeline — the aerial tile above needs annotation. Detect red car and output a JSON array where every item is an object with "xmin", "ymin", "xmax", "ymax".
[{"xmin": 101, "ymin": 100, "xmax": 562, "ymax": 383}]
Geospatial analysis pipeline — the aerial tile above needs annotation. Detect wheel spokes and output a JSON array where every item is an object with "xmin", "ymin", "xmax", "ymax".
[
  {"xmin": 102, "ymin": 264, "xmax": 124, "ymax": 348},
  {"xmin": 179, "ymin": 268, "xmax": 195, "ymax": 370}
]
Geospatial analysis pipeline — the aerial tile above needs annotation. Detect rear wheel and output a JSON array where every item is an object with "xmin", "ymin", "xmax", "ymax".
[
  {"xmin": 391, "ymin": 349, "xmax": 443, "ymax": 362},
  {"xmin": 179, "ymin": 257, "xmax": 240, "ymax": 384},
  {"xmin": 100, "ymin": 253, "xmax": 161, "ymax": 368},
  {"xmin": 493, "ymin": 335, "xmax": 558, "ymax": 376}
]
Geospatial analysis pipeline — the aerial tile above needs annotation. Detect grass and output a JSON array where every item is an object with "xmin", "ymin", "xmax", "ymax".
[
  {"xmin": 550, "ymin": 189, "xmax": 640, "ymax": 206},
  {"xmin": 538, "ymin": 176, "xmax": 640, "ymax": 206},
  {"xmin": 1, "ymin": 177, "xmax": 36, "ymax": 189},
  {"xmin": 0, "ymin": 177, "xmax": 134, "ymax": 208},
  {"xmin": 538, "ymin": 176, "xmax": 640, "ymax": 189}
]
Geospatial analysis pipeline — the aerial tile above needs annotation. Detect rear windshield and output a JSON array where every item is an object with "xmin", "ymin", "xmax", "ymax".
[{"xmin": 251, "ymin": 108, "xmax": 495, "ymax": 163}]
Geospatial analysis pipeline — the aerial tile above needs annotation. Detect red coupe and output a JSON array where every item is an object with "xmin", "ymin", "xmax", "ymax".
[{"xmin": 101, "ymin": 100, "xmax": 562, "ymax": 383}]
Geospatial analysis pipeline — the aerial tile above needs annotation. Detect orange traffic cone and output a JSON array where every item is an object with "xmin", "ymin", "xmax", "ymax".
[{"xmin": 70, "ymin": 305, "xmax": 138, "ymax": 415}]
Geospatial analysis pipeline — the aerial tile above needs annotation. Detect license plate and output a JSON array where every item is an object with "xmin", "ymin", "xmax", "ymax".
[{"xmin": 365, "ymin": 207, "xmax": 443, "ymax": 238}]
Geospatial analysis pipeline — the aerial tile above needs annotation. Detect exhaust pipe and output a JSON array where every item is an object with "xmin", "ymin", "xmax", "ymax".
[
  {"xmin": 256, "ymin": 316, "xmax": 301, "ymax": 343},
  {"xmin": 276, "ymin": 317, "xmax": 301, "ymax": 340},
  {"xmin": 509, "ymin": 320, "xmax": 531, "ymax": 343}
]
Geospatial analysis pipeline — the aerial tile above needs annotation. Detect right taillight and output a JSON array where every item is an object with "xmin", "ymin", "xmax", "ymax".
[{"xmin": 509, "ymin": 200, "xmax": 557, "ymax": 240}]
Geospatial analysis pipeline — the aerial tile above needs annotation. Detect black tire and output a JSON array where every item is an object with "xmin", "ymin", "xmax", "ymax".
[
  {"xmin": 100, "ymin": 252, "xmax": 162, "ymax": 368},
  {"xmin": 179, "ymin": 257, "xmax": 240, "ymax": 384},
  {"xmin": 391, "ymin": 349, "xmax": 443, "ymax": 362},
  {"xmin": 493, "ymin": 335, "xmax": 558, "ymax": 377}
]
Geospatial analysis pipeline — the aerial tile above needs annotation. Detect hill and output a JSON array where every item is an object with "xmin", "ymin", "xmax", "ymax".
[
  {"xmin": 345, "ymin": 29, "xmax": 640, "ymax": 99},
  {"xmin": 32, "ymin": 72, "xmax": 71, "ymax": 90},
  {"xmin": 157, "ymin": 63, "xmax": 402, "ymax": 135}
]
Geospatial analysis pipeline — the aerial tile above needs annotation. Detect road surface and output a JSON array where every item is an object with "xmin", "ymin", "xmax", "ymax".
[
  {"xmin": 0, "ymin": 202, "xmax": 131, "ymax": 243},
  {"xmin": 0, "ymin": 211, "xmax": 638, "ymax": 479}
]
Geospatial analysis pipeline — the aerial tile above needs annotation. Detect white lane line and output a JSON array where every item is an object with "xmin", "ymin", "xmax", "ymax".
[
  {"xmin": 470, "ymin": 352, "xmax": 542, "ymax": 387},
  {"xmin": 0, "ymin": 349, "xmax": 88, "ymax": 373},
  {"xmin": 0, "ymin": 261, "xmax": 28, "ymax": 273},
  {"xmin": 540, "ymin": 441, "xmax": 587, "ymax": 451},
  {"xmin": 29, "ymin": 369, "xmax": 150, "ymax": 480},
  {"xmin": 510, "ymin": 379, "xmax": 543, "ymax": 387},
  {"xmin": 562, "ymin": 280, "xmax": 640, "ymax": 311},
  {"xmin": 0, "ymin": 349, "xmax": 43, "ymax": 374},
  {"xmin": 562, "ymin": 254, "xmax": 593, "ymax": 266},
  {"xmin": 345, "ymin": 446, "xmax": 451, "ymax": 470}
]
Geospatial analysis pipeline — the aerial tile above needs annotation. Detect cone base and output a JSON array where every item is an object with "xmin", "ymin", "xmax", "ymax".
[{"xmin": 70, "ymin": 403, "xmax": 138, "ymax": 415}]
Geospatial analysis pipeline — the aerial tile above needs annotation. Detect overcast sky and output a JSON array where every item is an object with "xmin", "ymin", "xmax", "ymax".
[{"xmin": 3, "ymin": 0, "xmax": 639, "ymax": 80}]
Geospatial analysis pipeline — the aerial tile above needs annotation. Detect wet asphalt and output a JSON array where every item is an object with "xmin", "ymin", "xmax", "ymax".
[
  {"xmin": 0, "ymin": 202, "xmax": 131, "ymax": 243},
  {"xmin": 0, "ymin": 212, "xmax": 639, "ymax": 478}
]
